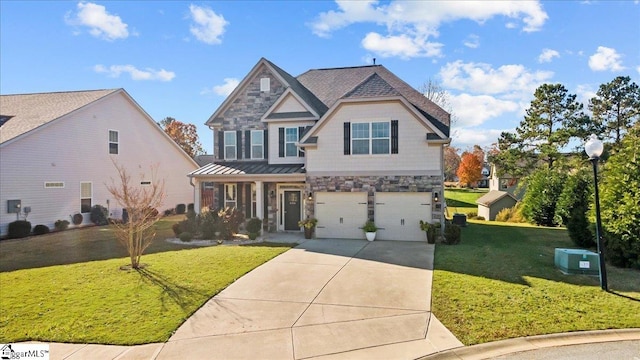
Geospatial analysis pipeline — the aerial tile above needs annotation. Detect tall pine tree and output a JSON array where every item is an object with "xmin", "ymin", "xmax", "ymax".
[{"xmin": 589, "ymin": 76, "xmax": 640, "ymax": 147}]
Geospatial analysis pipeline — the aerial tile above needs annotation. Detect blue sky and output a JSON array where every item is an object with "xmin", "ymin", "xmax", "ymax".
[{"xmin": 1, "ymin": 1, "xmax": 639, "ymax": 154}]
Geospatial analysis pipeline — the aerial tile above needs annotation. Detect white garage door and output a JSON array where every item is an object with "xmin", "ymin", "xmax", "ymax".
[
  {"xmin": 315, "ymin": 192, "xmax": 368, "ymax": 239},
  {"xmin": 375, "ymin": 192, "xmax": 432, "ymax": 241}
]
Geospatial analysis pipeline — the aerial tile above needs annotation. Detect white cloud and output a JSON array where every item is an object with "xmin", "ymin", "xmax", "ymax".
[
  {"xmin": 453, "ymin": 128, "xmax": 512, "ymax": 149},
  {"xmin": 361, "ymin": 32, "xmax": 442, "ymax": 58},
  {"xmin": 189, "ymin": 4, "xmax": 228, "ymax": 45},
  {"xmin": 309, "ymin": 1, "xmax": 547, "ymax": 59},
  {"xmin": 538, "ymin": 48, "xmax": 560, "ymax": 63},
  {"xmin": 65, "ymin": 2, "xmax": 129, "ymax": 41},
  {"xmin": 439, "ymin": 60, "xmax": 553, "ymax": 95},
  {"xmin": 463, "ymin": 34, "xmax": 480, "ymax": 49},
  {"xmin": 94, "ymin": 64, "xmax": 175, "ymax": 81},
  {"xmin": 449, "ymin": 93, "xmax": 519, "ymax": 127},
  {"xmin": 201, "ymin": 78, "xmax": 240, "ymax": 96},
  {"xmin": 588, "ymin": 46, "xmax": 625, "ymax": 71}
]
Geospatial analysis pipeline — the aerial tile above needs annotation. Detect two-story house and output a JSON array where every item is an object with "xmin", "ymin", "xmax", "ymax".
[{"xmin": 189, "ymin": 58, "xmax": 450, "ymax": 241}]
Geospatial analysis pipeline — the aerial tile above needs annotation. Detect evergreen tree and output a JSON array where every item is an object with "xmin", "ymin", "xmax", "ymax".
[
  {"xmin": 521, "ymin": 168, "xmax": 566, "ymax": 227},
  {"xmin": 556, "ymin": 168, "xmax": 595, "ymax": 247},
  {"xmin": 589, "ymin": 76, "xmax": 640, "ymax": 147}
]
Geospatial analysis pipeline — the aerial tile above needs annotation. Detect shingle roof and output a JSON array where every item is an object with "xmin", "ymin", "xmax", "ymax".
[
  {"xmin": 296, "ymin": 65, "xmax": 450, "ymax": 136},
  {"xmin": 476, "ymin": 190, "xmax": 517, "ymax": 206},
  {"xmin": 343, "ymin": 73, "xmax": 401, "ymax": 99},
  {"xmin": 189, "ymin": 161, "xmax": 305, "ymax": 176},
  {"xmin": 0, "ymin": 89, "xmax": 119, "ymax": 144}
]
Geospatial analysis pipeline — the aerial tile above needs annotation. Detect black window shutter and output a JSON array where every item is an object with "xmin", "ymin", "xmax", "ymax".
[
  {"xmin": 245, "ymin": 184, "xmax": 252, "ymax": 217},
  {"xmin": 236, "ymin": 131, "xmax": 243, "ymax": 159},
  {"xmin": 343, "ymin": 122, "xmax": 351, "ymax": 155},
  {"xmin": 218, "ymin": 131, "xmax": 224, "ymax": 160},
  {"xmin": 278, "ymin": 128, "xmax": 285, "ymax": 157},
  {"xmin": 263, "ymin": 129, "xmax": 269, "ymax": 159},
  {"xmin": 217, "ymin": 184, "xmax": 225, "ymax": 209},
  {"xmin": 237, "ymin": 183, "xmax": 243, "ymax": 211},
  {"xmin": 244, "ymin": 130, "xmax": 251, "ymax": 159},
  {"xmin": 298, "ymin": 127, "xmax": 305, "ymax": 157},
  {"xmin": 391, "ymin": 120, "xmax": 399, "ymax": 154}
]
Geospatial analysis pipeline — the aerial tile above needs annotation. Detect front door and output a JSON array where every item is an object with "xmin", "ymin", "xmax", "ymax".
[{"xmin": 284, "ymin": 190, "xmax": 301, "ymax": 230}]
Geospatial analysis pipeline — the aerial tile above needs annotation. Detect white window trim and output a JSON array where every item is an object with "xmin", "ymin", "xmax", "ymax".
[
  {"xmin": 224, "ymin": 183, "xmax": 237, "ymax": 209},
  {"xmin": 109, "ymin": 129, "xmax": 119, "ymax": 155},
  {"xmin": 44, "ymin": 182, "xmax": 65, "ymax": 188},
  {"xmin": 80, "ymin": 181, "xmax": 93, "ymax": 213},
  {"xmin": 284, "ymin": 127, "xmax": 298, "ymax": 157},
  {"xmin": 251, "ymin": 130, "xmax": 264, "ymax": 159},
  {"xmin": 224, "ymin": 131, "xmax": 237, "ymax": 160},
  {"xmin": 351, "ymin": 121, "xmax": 390, "ymax": 155}
]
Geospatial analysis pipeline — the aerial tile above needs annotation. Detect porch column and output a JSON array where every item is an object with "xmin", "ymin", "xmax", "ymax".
[
  {"xmin": 192, "ymin": 177, "xmax": 201, "ymax": 214},
  {"xmin": 255, "ymin": 180, "xmax": 264, "ymax": 220}
]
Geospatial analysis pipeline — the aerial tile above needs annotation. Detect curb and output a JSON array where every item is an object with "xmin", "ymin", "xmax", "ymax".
[{"xmin": 417, "ymin": 328, "xmax": 640, "ymax": 360}]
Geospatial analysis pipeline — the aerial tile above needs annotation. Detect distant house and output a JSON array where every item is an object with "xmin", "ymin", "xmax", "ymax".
[
  {"xmin": 477, "ymin": 163, "xmax": 490, "ymax": 188},
  {"xmin": 0, "ymin": 89, "xmax": 198, "ymax": 236},
  {"xmin": 476, "ymin": 190, "xmax": 518, "ymax": 221},
  {"xmin": 188, "ymin": 58, "xmax": 451, "ymax": 241},
  {"xmin": 488, "ymin": 164, "xmax": 522, "ymax": 199}
]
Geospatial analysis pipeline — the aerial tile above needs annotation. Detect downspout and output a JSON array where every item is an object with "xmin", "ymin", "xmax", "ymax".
[{"xmin": 188, "ymin": 174, "xmax": 197, "ymax": 214}]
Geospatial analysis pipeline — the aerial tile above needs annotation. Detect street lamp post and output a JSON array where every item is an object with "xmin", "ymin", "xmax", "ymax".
[{"xmin": 584, "ymin": 134, "xmax": 608, "ymax": 291}]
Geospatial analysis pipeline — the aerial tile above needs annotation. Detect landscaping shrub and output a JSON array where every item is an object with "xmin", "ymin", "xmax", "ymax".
[
  {"xmin": 466, "ymin": 211, "xmax": 478, "ymax": 218},
  {"xmin": 555, "ymin": 168, "xmax": 595, "ymax": 248},
  {"xmin": 172, "ymin": 223, "xmax": 183, "ymax": 237},
  {"xmin": 217, "ymin": 207, "xmax": 245, "ymax": 240},
  {"xmin": 72, "ymin": 213, "xmax": 83, "ymax": 225},
  {"xmin": 163, "ymin": 208, "xmax": 175, "ymax": 216},
  {"xmin": 179, "ymin": 209, "xmax": 200, "ymax": 235},
  {"xmin": 200, "ymin": 210, "xmax": 219, "ymax": 239},
  {"xmin": 33, "ymin": 224, "xmax": 50, "ymax": 235},
  {"xmin": 176, "ymin": 204, "xmax": 186, "ymax": 215},
  {"xmin": 471, "ymin": 216, "xmax": 485, "ymax": 220},
  {"xmin": 178, "ymin": 232, "xmax": 193, "ymax": 242},
  {"xmin": 54, "ymin": 219, "xmax": 70, "ymax": 231},
  {"xmin": 246, "ymin": 218, "xmax": 262, "ymax": 240},
  {"xmin": 8, "ymin": 220, "xmax": 31, "ymax": 239},
  {"xmin": 521, "ymin": 168, "xmax": 566, "ymax": 226},
  {"xmin": 495, "ymin": 204, "xmax": 525, "ymax": 223},
  {"xmin": 187, "ymin": 203, "xmax": 195, "ymax": 212},
  {"xmin": 443, "ymin": 223, "xmax": 461, "ymax": 245},
  {"xmin": 90, "ymin": 205, "xmax": 109, "ymax": 226}
]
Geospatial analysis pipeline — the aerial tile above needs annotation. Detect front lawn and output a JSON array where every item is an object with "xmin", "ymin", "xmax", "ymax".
[
  {"xmin": 0, "ymin": 244, "xmax": 292, "ymax": 345},
  {"xmin": 444, "ymin": 188, "xmax": 488, "ymax": 216},
  {"xmin": 432, "ymin": 221, "xmax": 640, "ymax": 345}
]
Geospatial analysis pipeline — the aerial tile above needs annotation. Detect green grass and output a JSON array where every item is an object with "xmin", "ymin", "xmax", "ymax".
[
  {"xmin": 444, "ymin": 188, "xmax": 488, "ymax": 216},
  {"xmin": 432, "ymin": 220, "xmax": 640, "ymax": 345},
  {"xmin": 0, "ymin": 244, "xmax": 293, "ymax": 345}
]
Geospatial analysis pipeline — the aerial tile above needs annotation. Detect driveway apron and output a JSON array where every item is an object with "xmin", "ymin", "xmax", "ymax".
[{"xmin": 158, "ymin": 239, "xmax": 462, "ymax": 360}]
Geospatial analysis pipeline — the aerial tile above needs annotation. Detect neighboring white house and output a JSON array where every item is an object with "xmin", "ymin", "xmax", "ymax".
[
  {"xmin": 0, "ymin": 89, "xmax": 198, "ymax": 236},
  {"xmin": 189, "ymin": 58, "xmax": 451, "ymax": 241}
]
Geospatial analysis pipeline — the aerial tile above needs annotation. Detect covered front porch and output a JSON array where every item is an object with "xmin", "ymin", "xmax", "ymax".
[{"xmin": 189, "ymin": 161, "xmax": 308, "ymax": 233}]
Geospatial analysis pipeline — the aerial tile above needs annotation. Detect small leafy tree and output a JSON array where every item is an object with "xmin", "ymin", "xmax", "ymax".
[
  {"xmin": 457, "ymin": 151, "xmax": 482, "ymax": 187},
  {"xmin": 158, "ymin": 117, "xmax": 205, "ymax": 158},
  {"xmin": 106, "ymin": 160, "xmax": 165, "ymax": 269},
  {"xmin": 521, "ymin": 168, "xmax": 566, "ymax": 227},
  {"xmin": 599, "ymin": 124, "xmax": 640, "ymax": 268},
  {"xmin": 556, "ymin": 168, "xmax": 595, "ymax": 247},
  {"xmin": 444, "ymin": 146, "xmax": 461, "ymax": 182}
]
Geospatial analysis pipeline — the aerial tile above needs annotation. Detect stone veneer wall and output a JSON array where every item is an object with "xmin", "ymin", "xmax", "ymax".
[
  {"xmin": 305, "ymin": 175, "xmax": 444, "ymax": 222},
  {"xmin": 213, "ymin": 67, "xmax": 286, "ymax": 161}
]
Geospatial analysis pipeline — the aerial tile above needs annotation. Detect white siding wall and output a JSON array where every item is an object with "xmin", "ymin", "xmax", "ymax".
[
  {"xmin": 306, "ymin": 102, "xmax": 441, "ymax": 173},
  {"xmin": 0, "ymin": 92, "xmax": 197, "ymax": 236},
  {"xmin": 267, "ymin": 121, "xmax": 315, "ymax": 165},
  {"xmin": 273, "ymin": 94, "xmax": 307, "ymax": 113}
]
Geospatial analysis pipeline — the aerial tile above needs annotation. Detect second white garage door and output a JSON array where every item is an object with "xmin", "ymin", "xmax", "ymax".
[
  {"xmin": 375, "ymin": 192, "xmax": 432, "ymax": 241},
  {"xmin": 315, "ymin": 192, "xmax": 368, "ymax": 239}
]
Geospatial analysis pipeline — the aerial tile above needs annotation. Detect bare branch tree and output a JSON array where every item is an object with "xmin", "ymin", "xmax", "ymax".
[
  {"xmin": 106, "ymin": 159, "xmax": 166, "ymax": 269},
  {"xmin": 421, "ymin": 78, "xmax": 457, "ymax": 127}
]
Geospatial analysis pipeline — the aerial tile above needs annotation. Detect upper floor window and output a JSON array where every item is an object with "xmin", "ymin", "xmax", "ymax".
[
  {"xmin": 351, "ymin": 122, "xmax": 390, "ymax": 155},
  {"xmin": 260, "ymin": 78, "xmax": 270, "ymax": 92},
  {"xmin": 251, "ymin": 130, "xmax": 264, "ymax": 159},
  {"xmin": 285, "ymin": 127, "xmax": 298, "ymax": 157},
  {"xmin": 109, "ymin": 130, "xmax": 119, "ymax": 154},
  {"xmin": 224, "ymin": 131, "xmax": 237, "ymax": 160}
]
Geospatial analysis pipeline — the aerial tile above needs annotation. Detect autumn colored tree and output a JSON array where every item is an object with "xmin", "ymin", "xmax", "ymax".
[
  {"xmin": 457, "ymin": 151, "xmax": 482, "ymax": 187},
  {"xmin": 158, "ymin": 117, "xmax": 205, "ymax": 158},
  {"xmin": 444, "ymin": 146, "xmax": 461, "ymax": 181}
]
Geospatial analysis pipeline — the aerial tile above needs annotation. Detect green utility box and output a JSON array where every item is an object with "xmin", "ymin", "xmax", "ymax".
[{"xmin": 554, "ymin": 248, "xmax": 599, "ymax": 275}]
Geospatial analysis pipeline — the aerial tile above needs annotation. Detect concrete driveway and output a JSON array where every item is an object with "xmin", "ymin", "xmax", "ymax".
[{"xmin": 156, "ymin": 239, "xmax": 461, "ymax": 360}]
